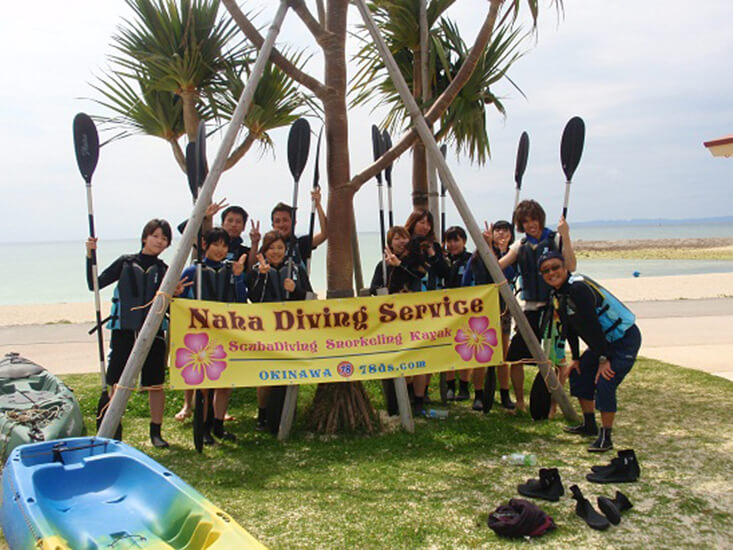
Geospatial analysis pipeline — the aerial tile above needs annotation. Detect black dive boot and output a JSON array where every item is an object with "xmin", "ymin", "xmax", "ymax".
[
  {"xmin": 213, "ymin": 418, "xmax": 236, "ymax": 442},
  {"xmin": 202, "ymin": 414, "xmax": 215, "ymax": 445},
  {"xmin": 564, "ymin": 412, "xmax": 598, "ymax": 436},
  {"xmin": 149, "ymin": 422, "xmax": 169, "ymax": 448},
  {"xmin": 517, "ymin": 468, "xmax": 565, "ymax": 502},
  {"xmin": 570, "ymin": 485, "xmax": 610, "ymax": 531},
  {"xmin": 587, "ymin": 451, "xmax": 639, "ymax": 483},
  {"xmin": 588, "ymin": 427, "xmax": 613, "ymax": 452},
  {"xmin": 591, "ymin": 449, "xmax": 640, "ymax": 478},
  {"xmin": 597, "ymin": 490, "xmax": 633, "ymax": 525},
  {"xmin": 500, "ymin": 388, "xmax": 516, "ymax": 410}
]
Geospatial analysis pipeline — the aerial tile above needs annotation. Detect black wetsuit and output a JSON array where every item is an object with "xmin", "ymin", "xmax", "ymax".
[
  {"xmin": 86, "ymin": 252, "xmax": 168, "ymax": 387},
  {"xmin": 552, "ymin": 274, "xmax": 641, "ymax": 412},
  {"xmin": 369, "ymin": 256, "xmax": 423, "ymax": 295}
]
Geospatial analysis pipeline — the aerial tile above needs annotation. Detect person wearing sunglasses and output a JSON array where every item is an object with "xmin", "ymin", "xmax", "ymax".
[{"xmin": 538, "ymin": 251, "xmax": 641, "ymax": 452}]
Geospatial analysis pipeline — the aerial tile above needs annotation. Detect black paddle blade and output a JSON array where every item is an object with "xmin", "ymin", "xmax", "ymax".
[
  {"xmin": 313, "ymin": 126, "xmax": 323, "ymax": 189},
  {"xmin": 193, "ymin": 390, "xmax": 204, "ymax": 452},
  {"xmin": 371, "ymin": 124, "xmax": 384, "ymax": 183},
  {"xmin": 439, "ymin": 144, "xmax": 447, "ymax": 196},
  {"xmin": 529, "ymin": 371, "xmax": 552, "ymax": 420},
  {"xmin": 288, "ymin": 118, "xmax": 311, "ymax": 182},
  {"xmin": 382, "ymin": 129, "xmax": 393, "ymax": 185},
  {"xmin": 561, "ymin": 116, "xmax": 585, "ymax": 181},
  {"xmin": 195, "ymin": 121, "xmax": 207, "ymax": 189},
  {"xmin": 515, "ymin": 131, "xmax": 530, "ymax": 188},
  {"xmin": 185, "ymin": 142, "xmax": 197, "ymax": 199},
  {"xmin": 73, "ymin": 113, "xmax": 100, "ymax": 184}
]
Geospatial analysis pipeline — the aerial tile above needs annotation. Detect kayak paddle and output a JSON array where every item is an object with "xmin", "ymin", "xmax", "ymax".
[
  {"xmin": 560, "ymin": 116, "xmax": 585, "ymax": 219},
  {"xmin": 73, "ymin": 113, "xmax": 109, "ymax": 430},
  {"xmin": 306, "ymin": 126, "xmax": 323, "ymax": 275},
  {"xmin": 371, "ymin": 125, "xmax": 388, "ymax": 288},
  {"xmin": 382, "ymin": 129, "xmax": 394, "ymax": 228},
  {"xmin": 286, "ymin": 118, "xmax": 311, "ymax": 295}
]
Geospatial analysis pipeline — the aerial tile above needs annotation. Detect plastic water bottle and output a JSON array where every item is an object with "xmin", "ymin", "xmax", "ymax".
[
  {"xmin": 502, "ymin": 453, "xmax": 537, "ymax": 466},
  {"xmin": 426, "ymin": 409, "xmax": 449, "ymax": 419}
]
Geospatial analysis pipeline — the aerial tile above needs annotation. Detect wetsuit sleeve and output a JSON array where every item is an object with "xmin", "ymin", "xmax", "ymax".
[
  {"xmin": 288, "ymin": 266, "xmax": 308, "ymax": 301},
  {"xmin": 89, "ymin": 255, "xmax": 126, "ymax": 290},
  {"xmin": 369, "ymin": 262, "xmax": 385, "ymax": 295},
  {"xmin": 427, "ymin": 242, "xmax": 451, "ymax": 280},
  {"xmin": 569, "ymin": 282, "xmax": 611, "ymax": 356}
]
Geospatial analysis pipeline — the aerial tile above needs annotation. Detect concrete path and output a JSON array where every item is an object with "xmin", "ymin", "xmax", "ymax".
[
  {"xmin": 631, "ymin": 298, "xmax": 733, "ymax": 381},
  {"xmin": 1, "ymin": 298, "xmax": 732, "ymax": 381}
]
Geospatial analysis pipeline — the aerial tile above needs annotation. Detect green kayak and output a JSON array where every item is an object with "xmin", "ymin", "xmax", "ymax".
[{"xmin": 0, "ymin": 353, "xmax": 86, "ymax": 462}]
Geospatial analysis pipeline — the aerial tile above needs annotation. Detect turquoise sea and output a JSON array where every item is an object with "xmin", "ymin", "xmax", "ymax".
[{"xmin": 1, "ymin": 222, "xmax": 732, "ymax": 306}]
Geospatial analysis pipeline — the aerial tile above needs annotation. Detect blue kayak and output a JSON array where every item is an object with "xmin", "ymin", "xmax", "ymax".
[{"xmin": 1, "ymin": 437, "xmax": 267, "ymax": 549}]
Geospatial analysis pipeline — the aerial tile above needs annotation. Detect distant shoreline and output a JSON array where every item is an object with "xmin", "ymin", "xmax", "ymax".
[{"xmin": 575, "ymin": 237, "xmax": 733, "ymax": 251}]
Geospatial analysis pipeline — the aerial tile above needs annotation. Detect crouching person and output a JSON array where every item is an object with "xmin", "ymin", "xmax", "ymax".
[{"xmin": 538, "ymin": 251, "xmax": 641, "ymax": 452}]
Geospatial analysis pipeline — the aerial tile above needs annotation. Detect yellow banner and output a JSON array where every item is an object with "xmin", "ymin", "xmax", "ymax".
[{"xmin": 168, "ymin": 285, "xmax": 502, "ymax": 389}]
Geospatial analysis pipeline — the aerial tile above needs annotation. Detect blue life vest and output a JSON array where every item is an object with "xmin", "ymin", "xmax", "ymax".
[
  {"xmin": 517, "ymin": 229, "xmax": 557, "ymax": 303},
  {"xmin": 108, "ymin": 258, "xmax": 166, "ymax": 331},
  {"xmin": 567, "ymin": 274, "xmax": 636, "ymax": 342}
]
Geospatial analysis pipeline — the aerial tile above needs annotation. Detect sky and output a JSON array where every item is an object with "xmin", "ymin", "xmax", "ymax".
[{"xmin": 0, "ymin": 0, "xmax": 731, "ymax": 244}]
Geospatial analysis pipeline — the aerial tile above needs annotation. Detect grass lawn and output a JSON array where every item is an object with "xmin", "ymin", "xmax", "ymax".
[{"xmin": 2, "ymin": 358, "xmax": 732, "ymax": 549}]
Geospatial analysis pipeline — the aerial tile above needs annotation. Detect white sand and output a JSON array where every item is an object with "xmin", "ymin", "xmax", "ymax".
[{"xmin": 1, "ymin": 273, "xmax": 732, "ymax": 327}]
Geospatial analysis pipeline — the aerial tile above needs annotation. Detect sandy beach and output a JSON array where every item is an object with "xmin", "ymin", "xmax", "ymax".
[{"xmin": 1, "ymin": 272, "xmax": 731, "ymax": 327}]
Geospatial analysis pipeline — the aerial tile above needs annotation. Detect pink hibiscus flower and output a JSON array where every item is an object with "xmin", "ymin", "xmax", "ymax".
[
  {"xmin": 454, "ymin": 316, "xmax": 498, "ymax": 363},
  {"xmin": 175, "ymin": 333, "xmax": 227, "ymax": 385}
]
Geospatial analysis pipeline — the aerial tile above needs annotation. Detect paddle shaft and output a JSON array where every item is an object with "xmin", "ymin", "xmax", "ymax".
[
  {"xmin": 85, "ymin": 183, "xmax": 106, "ymax": 389},
  {"xmin": 562, "ymin": 180, "xmax": 571, "ymax": 219},
  {"xmin": 377, "ymin": 181, "xmax": 388, "ymax": 285}
]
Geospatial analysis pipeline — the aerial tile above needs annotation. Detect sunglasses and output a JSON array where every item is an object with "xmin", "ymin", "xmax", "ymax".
[{"xmin": 540, "ymin": 263, "xmax": 563, "ymax": 275}]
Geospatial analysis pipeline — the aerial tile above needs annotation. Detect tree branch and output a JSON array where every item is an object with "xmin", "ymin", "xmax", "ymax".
[
  {"xmin": 315, "ymin": 0, "xmax": 326, "ymax": 26},
  {"xmin": 222, "ymin": 0, "xmax": 331, "ymax": 100},
  {"xmin": 289, "ymin": 0, "xmax": 333, "ymax": 46},
  {"xmin": 169, "ymin": 138, "xmax": 186, "ymax": 172},
  {"xmin": 224, "ymin": 132, "xmax": 257, "ymax": 171},
  {"xmin": 347, "ymin": 1, "xmax": 502, "ymax": 191}
]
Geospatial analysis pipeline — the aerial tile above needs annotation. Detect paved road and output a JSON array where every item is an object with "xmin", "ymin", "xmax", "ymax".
[{"xmin": 1, "ymin": 298, "xmax": 732, "ymax": 381}]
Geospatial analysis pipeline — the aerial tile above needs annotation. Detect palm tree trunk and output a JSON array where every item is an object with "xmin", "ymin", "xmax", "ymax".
[
  {"xmin": 314, "ymin": 0, "xmax": 378, "ymax": 434},
  {"xmin": 411, "ymin": 50, "xmax": 428, "ymax": 210},
  {"xmin": 179, "ymin": 88, "xmax": 199, "ymax": 140}
]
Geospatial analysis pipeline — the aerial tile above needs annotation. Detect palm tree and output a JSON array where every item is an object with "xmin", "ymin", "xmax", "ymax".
[
  {"xmin": 352, "ymin": 0, "xmax": 527, "ymax": 206},
  {"xmin": 93, "ymin": 0, "xmax": 306, "ymax": 175}
]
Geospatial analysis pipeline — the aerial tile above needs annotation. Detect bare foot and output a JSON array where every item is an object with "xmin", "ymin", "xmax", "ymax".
[
  {"xmin": 174, "ymin": 407, "xmax": 192, "ymax": 422},
  {"xmin": 515, "ymin": 401, "xmax": 527, "ymax": 413}
]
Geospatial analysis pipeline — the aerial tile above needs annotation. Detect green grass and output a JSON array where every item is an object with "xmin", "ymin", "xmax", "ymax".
[{"xmin": 2, "ymin": 359, "xmax": 732, "ymax": 549}]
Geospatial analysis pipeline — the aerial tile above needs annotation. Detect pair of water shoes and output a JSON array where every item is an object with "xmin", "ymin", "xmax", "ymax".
[
  {"xmin": 570, "ymin": 485, "xmax": 633, "ymax": 530},
  {"xmin": 586, "ymin": 448, "xmax": 640, "ymax": 483}
]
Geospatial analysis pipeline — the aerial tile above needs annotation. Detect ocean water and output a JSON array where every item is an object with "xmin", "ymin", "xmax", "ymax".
[{"xmin": 1, "ymin": 222, "xmax": 732, "ymax": 306}]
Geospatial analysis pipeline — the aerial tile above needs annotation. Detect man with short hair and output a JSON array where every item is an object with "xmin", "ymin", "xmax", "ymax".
[
  {"xmin": 271, "ymin": 187, "xmax": 328, "ymax": 268},
  {"xmin": 220, "ymin": 205, "xmax": 259, "ymax": 269},
  {"xmin": 538, "ymin": 250, "xmax": 641, "ymax": 452}
]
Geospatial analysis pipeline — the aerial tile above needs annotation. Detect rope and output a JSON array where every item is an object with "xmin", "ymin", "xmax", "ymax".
[{"xmin": 129, "ymin": 290, "xmax": 172, "ymax": 314}]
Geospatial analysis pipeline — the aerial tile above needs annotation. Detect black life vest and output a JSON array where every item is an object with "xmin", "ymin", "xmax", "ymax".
[
  {"xmin": 517, "ymin": 230, "xmax": 558, "ymax": 303},
  {"xmin": 109, "ymin": 257, "xmax": 166, "ymax": 331},
  {"xmin": 199, "ymin": 262, "xmax": 239, "ymax": 303}
]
